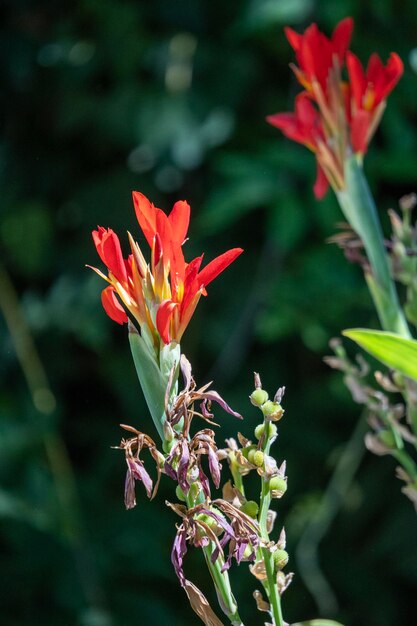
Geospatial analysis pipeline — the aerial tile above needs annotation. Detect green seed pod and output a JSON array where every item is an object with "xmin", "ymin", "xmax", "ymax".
[
  {"xmin": 261, "ymin": 400, "xmax": 284, "ymax": 421},
  {"xmin": 175, "ymin": 485, "xmax": 186, "ymax": 502},
  {"xmin": 253, "ymin": 450, "xmax": 264, "ymax": 467},
  {"xmin": 273, "ymin": 549, "xmax": 289, "ymax": 570},
  {"xmin": 240, "ymin": 500, "xmax": 259, "ymax": 518},
  {"xmin": 269, "ymin": 476, "xmax": 287, "ymax": 497},
  {"xmin": 250, "ymin": 388, "xmax": 269, "ymax": 407},
  {"xmin": 242, "ymin": 544, "xmax": 253, "ymax": 559}
]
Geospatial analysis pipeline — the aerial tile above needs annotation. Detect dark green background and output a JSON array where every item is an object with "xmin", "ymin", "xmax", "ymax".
[{"xmin": 1, "ymin": 1, "xmax": 417, "ymax": 625}]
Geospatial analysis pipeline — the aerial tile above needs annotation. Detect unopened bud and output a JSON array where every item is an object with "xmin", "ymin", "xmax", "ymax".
[
  {"xmin": 162, "ymin": 439, "xmax": 175, "ymax": 453},
  {"xmin": 269, "ymin": 476, "xmax": 287, "ymax": 497},
  {"xmin": 163, "ymin": 420, "xmax": 175, "ymax": 442},
  {"xmin": 378, "ymin": 429, "xmax": 397, "ymax": 449},
  {"xmin": 240, "ymin": 500, "xmax": 259, "ymax": 518},
  {"xmin": 250, "ymin": 388, "xmax": 269, "ymax": 407},
  {"xmin": 253, "ymin": 450, "xmax": 264, "ymax": 467},
  {"xmin": 273, "ymin": 549, "xmax": 289, "ymax": 570},
  {"xmin": 261, "ymin": 401, "xmax": 284, "ymax": 421},
  {"xmin": 175, "ymin": 485, "xmax": 186, "ymax": 502},
  {"xmin": 255, "ymin": 422, "xmax": 277, "ymax": 440}
]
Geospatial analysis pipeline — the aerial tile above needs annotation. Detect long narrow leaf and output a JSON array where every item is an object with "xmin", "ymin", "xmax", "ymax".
[{"xmin": 343, "ymin": 328, "xmax": 417, "ymax": 381}]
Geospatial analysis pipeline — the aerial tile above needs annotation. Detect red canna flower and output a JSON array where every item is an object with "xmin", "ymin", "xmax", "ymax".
[
  {"xmin": 90, "ymin": 192, "xmax": 243, "ymax": 346},
  {"xmin": 267, "ymin": 18, "xmax": 403, "ymax": 198},
  {"xmin": 285, "ymin": 18, "xmax": 353, "ymax": 95},
  {"xmin": 346, "ymin": 51, "xmax": 403, "ymax": 154}
]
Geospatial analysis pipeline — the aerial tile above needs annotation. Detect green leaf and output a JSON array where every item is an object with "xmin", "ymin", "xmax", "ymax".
[
  {"xmin": 129, "ymin": 331, "xmax": 168, "ymax": 441},
  {"xmin": 291, "ymin": 621, "xmax": 345, "ymax": 626},
  {"xmin": 343, "ymin": 328, "xmax": 417, "ymax": 381}
]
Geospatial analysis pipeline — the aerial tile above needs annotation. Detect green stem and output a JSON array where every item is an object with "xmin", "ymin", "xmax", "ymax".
[
  {"xmin": 203, "ymin": 543, "xmax": 244, "ymax": 626},
  {"xmin": 393, "ymin": 448, "xmax": 417, "ymax": 480},
  {"xmin": 257, "ymin": 422, "xmax": 284, "ymax": 626},
  {"xmin": 336, "ymin": 156, "xmax": 410, "ymax": 338},
  {"xmin": 185, "ymin": 491, "xmax": 243, "ymax": 626}
]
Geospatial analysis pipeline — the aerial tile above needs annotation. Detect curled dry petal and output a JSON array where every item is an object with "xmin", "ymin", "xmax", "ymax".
[{"xmin": 183, "ymin": 580, "xmax": 225, "ymax": 626}]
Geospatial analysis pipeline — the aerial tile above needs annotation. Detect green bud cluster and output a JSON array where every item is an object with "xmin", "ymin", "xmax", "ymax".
[{"xmin": 247, "ymin": 448, "xmax": 264, "ymax": 467}]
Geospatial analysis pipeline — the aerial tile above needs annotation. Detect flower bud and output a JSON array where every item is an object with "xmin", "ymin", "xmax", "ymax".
[
  {"xmin": 273, "ymin": 549, "xmax": 289, "ymax": 570},
  {"xmin": 162, "ymin": 439, "xmax": 175, "ymax": 454},
  {"xmin": 247, "ymin": 448, "xmax": 257, "ymax": 464},
  {"xmin": 176, "ymin": 485, "xmax": 186, "ymax": 502},
  {"xmin": 240, "ymin": 500, "xmax": 259, "ymax": 518},
  {"xmin": 261, "ymin": 400, "xmax": 284, "ymax": 421},
  {"xmin": 269, "ymin": 476, "xmax": 287, "ymax": 498},
  {"xmin": 253, "ymin": 450, "xmax": 264, "ymax": 467},
  {"xmin": 163, "ymin": 420, "xmax": 175, "ymax": 442},
  {"xmin": 254, "ymin": 422, "xmax": 277, "ymax": 440},
  {"xmin": 250, "ymin": 388, "xmax": 269, "ymax": 407},
  {"xmin": 378, "ymin": 429, "xmax": 397, "ymax": 449}
]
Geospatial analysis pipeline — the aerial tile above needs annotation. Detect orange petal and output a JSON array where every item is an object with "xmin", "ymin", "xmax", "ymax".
[
  {"xmin": 156, "ymin": 300, "xmax": 178, "ymax": 344},
  {"xmin": 197, "ymin": 248, "xmax": 243, "ymax": 288},
  {"xmin": 101, "ymin": 286, "xmax": 128, "ymax": 324}
]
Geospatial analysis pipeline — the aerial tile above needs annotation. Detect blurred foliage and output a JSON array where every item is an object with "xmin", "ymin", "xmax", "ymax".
[{"xmin": 1, "ymin": 0, "xmax": 417, "ymax": 625}]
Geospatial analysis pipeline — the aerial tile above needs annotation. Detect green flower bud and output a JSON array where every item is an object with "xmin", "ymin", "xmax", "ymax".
[
  {"xmin": 250, "ymin": 388, "xmax": 269, "ymax": 407},
  {"xmin": 254, "ymin": 423, "xmax": 277, "ymax": 440},
  {"xmin": 247, "ymin": 448, "xmax": 257, "ymax": 464},
  {"xmin": 261, "ymin": 400, "xmax": 284, "ymax": 421},
  {"xmin": 273, "ymin": 549, "xmax": 289, "ymax": 570},
  {"xmin": 269, "ymin": 476, "xmax": 287, "ymax": 497},
  {"xmin": 242, "ymin": 544, "xmax": 253, "ymax": 559},
  {"xmin": 188, "ymin": 482, "xmax": 201, "ymax": 502},
  {"xmin": 240, "ymin": 500, "xmax": 259, "ymax": 518},
  {"xmin": 378, "ymin": 429, "xmax": 397, "ymax": 449},
  {"xmin": 162, "ymin": 439, "xmax": 175, "ymax": 453},
  {"xmin": 175, "ymin": 485, "xmax": 186, "ymax": 502},
  {"xmin": 253, "ymin": 450, "xmax": 264, "ymax": 467}
]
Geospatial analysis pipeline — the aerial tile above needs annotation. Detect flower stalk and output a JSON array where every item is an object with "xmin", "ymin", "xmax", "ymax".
[{"xmin": 336, "ymin": 156, "xmax": 410, "ymax": 337}]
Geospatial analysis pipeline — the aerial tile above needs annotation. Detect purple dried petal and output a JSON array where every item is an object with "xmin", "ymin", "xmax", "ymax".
[
  {"xmin": 198, "ymin": 466, "xmax": 211, "ymax": 498},
  {"xmin": 127, "ymin": 457, "xmax": 153, "ymax": 498},
  {"xmin": 201, "ymin": 390, "xmax": 242, "ymax": 419},
  {"xmin": 177, "ymin": 439, "xmax": 190, "ymax": 493},
  {"xmin": 180, "ymin": 354, "xmax": 192, "ymax": 392},
  {"xmin": 164, "ymin": 461, "xmax": 178, "ymax": 481},
  {"xmin": 207, "ymin": 445, "xmax": 221, "ymax": 488},
  {"xmin": 171, "ymin": 528, "xmax": 188, "ymax": 587}
]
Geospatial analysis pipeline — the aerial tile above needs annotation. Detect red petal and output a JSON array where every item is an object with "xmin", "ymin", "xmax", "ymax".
[
  {"xmin": 156, "ymin": 300, "xmax": 178, "ymax": 344},
  {"xmin": 313, "ymin": 163, "xmax": 329, "ymax": 199},
  {"xmin": 197, "ymin": 248, "xmax": 243, "ymax": 288},
  {"xmin": 346, "ymin": 52, "xmax": 367, "ymax": 109},
  {"xmin": 284, "ymin": 26, "xmax": 302, "ymax": 52},
  {"xmin": 351, "ymin": 110, "xmax": 371, "ymax": 154},
  {"xmin": 168, "ymin": 200, "xmax": 190, "ymax": 245},
  {"xmin": 132, "ymin": 191, "xmax": 158, "ymax": 248},
  {"xmin": 332, "ymin": 17, "xmax": 354, "ymax": 62},
  {"xmin": 101, "ymin": 286, "xmax": 128, "ymax": 324},
  {"xmin": 92, "ymin": 227, "xmax": 127, "ymax": 283}
]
